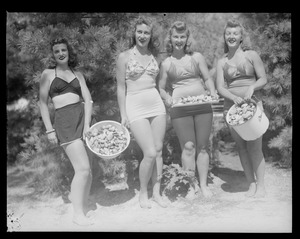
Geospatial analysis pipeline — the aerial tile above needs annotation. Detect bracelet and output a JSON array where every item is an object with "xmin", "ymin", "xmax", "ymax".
[{"xmin": 46, "ymin": 129, "xmax": 55, "ymax": 134}]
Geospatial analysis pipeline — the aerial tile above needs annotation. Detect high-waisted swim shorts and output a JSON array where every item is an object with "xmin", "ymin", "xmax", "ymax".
[
  {"xmin": 54, "ymin": 101, "xmax": 84, "ymax": 146},
  {"xmin": 126, "ymin": 88, "xmax": 166, "ymax": 124},
  {"xmin": 170, "ymin": 103, "xmax": 212, "ymax": 119}
]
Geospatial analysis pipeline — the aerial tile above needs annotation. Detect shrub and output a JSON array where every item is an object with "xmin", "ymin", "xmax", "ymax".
[{"xmin": 268, "ymin": 126, "xmax": 292, "ymax": 167}]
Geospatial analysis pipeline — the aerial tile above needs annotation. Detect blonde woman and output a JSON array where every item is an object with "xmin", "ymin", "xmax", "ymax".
[
  {"xmin": 116, "ymin": 17, "xmax": 167, "ymax": 208},
  {"xmin": 158, "ymin": 21, "xmax": 217, "ymax": 198},
  {"xmin": 216, "ymin": 18, "xmax": 267, "ymax": 197}
]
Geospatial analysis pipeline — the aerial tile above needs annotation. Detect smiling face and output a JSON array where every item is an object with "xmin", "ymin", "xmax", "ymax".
[
  {"xmin": 52, "ymin": 43, "xmax": 69, "ymax": 65},
  {"xmin": 135, "ymin": 23, "xmax": 151, "ymax": 48},
  {"xmin": 224, "ymin": 26, "xmax": 243, "ymax": 49},
  {"xmin": 170, "ymin": 29, "xmax": 188, "ymax": 52}
]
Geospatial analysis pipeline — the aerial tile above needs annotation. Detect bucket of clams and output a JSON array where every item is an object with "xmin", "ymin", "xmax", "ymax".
[
  {"xmin": 86, "ymin": 120, "xmax": 130, "ymax": 160},
  {"xmin": 226, "ymin": 97, "xmax": 269, "ymax": 141}
]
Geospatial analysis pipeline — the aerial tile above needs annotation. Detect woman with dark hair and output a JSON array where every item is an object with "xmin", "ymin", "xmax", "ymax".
[
  {"xmin": 39, "ymin": 38, "xmax": 94, "ymax": 225},
  {"xmin": 216, "ymin": 18, "xmax": 267, "ymax": 197},
  {"xmin": 158, "ymin": 21, "xmax": 218, "ymax": 198},
  {"xmin": 116, "ymin": 17, "xmax": 167, "ymax": 208}
]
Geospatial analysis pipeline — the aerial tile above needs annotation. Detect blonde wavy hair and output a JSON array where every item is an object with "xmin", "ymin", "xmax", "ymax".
[
  {"xmin": 164, "ymin": 21, "xmax": 194, "ymax": 55},
  {"xmin": 223, "ymin": 18, "xmax": 252, "ymax": 53},
  {"xmin": 128, "ymin": 16, "xmax": 160, "ymax": 57}
]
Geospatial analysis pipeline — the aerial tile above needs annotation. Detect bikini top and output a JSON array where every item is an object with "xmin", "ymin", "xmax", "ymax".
[
  {"xmin": 223, "ymin": 51, "xmax": 257, "ymax": 88},
  {"xmin": 49, "ymin": 68, "xmax": 82, "ymax": 99},
  {"xmin": 167, "ymin": 54, "xmax": 203, "ymax": 89},
  {"xmin": 125, "ymin": 47, "xmax": 159, "ymax": 93}
]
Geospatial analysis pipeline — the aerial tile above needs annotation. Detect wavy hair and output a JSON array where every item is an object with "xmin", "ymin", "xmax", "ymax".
[
  {"xmin": 223, "ymin": 18, "xmax": 252, "ymax": 53},
  {"xmin": 48, "ymin": 38, "xmax": 78, "ymax": 69},
  {"xmin": 128, "ymin": 16, "xmax": 160, "ymax": 56},
  {"xmin": 165, "ymin": 21, "xmax": 194, "ymax": 55}
]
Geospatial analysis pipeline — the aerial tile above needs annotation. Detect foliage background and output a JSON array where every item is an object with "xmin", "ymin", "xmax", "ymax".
[{"xmin": 6, "ymin": 12, "xmax": 292, "ymax": 195}]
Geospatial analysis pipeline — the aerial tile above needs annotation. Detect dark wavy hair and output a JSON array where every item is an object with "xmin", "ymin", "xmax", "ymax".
[
  {"xmin": 48, "ymin": 38, "xmax": 78, "ymax": 68},
  {"xmin": 223, "ymin": 18, "xmax": 252, "ymax": 54},
  {"xmin": 164, "ymin": 21, "xmax": 194, "ymax": 55},
  {"xmin": 128, "ymin": 16, "xmax": 160, "ymax": 56}
]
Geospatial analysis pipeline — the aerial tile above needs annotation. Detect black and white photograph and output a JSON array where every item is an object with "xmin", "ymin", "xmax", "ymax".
[{"xmin": 6, "ymin": 12, "xmax": 292, "ymax": 232}]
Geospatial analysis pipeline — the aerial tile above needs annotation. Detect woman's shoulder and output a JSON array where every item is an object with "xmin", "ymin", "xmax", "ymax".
[
  {"xmin": 73, "ymin": 69, "xmax": 84, "ymax": 79},
  {"xmin": 117, "ymin": 49, "xmax": 132, "ymax": 64},
  {"xmin": 191, "ymin": 51, "xmax": 203, "ymax": 57},
  {"xmin": 217, "ymin": 55, "xmax": 227, "ymax": 67},
  {"xmin": 243, "ymin": 49, "xmax": 259, "ymax": 58},
  {"xmin": 120, "ymin": 48, "xmax": 132, "ymax": 58},
  {"xmin": 243, "ymin": 50, "xmax": 261, "ymax": 63},
  {"xmin": 41, "ymin": 68, "xmax": 54, "ymax": 79},
  {"xmin": 161, "ymin": 57, "xmax": 172, "ymax": 68},
  {"xmin": 190, "ymin": 52, "xmax": 205, "ymax": 62}
]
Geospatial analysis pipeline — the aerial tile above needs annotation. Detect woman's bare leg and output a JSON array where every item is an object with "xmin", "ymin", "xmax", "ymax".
[
  {"xmin": 194, "ymin": 113, "xmax": 213, "ymax": 198},
  {"xmin": 149, "ymin": 115, "xmax": 167, "ymax": 207},
  {"xmin": 247, "ymin": 136, "xmax": 266, "ymax": 197},
  {"xmin": 172, "ymin": 116, "xmax": 196, "ymax": 171},
  {"xmin": 130, "ymin": 119, "xmax": 157, "ymax": 209},
  {"xmin": 229, "ymin": 128, "xmax": 256, "ymax": 197},
  {"xmin": 64, "ymin": 139, "xmax": 93, "ymax": 225}
]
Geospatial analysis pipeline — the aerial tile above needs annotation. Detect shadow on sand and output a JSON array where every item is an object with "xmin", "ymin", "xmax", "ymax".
[
  {"xmin": 90, "ymin": 176, "xmax": 139, "ymax": 207},
  {"xmin": 211, "ymin": 166, "xmax": 249, "ymax": 193}
]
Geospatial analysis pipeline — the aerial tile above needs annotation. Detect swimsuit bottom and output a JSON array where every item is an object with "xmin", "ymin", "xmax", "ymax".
[
  {"xmin": 126, "ymin": 88, "xmax": 166, "ymax": 124},
  {"xmin": 54, "ymin": 101, "xmax": 84, "ymax": 146},
  {"xmin": 170, "ymin": 103, "xmax": 212, "ymax": 119}
]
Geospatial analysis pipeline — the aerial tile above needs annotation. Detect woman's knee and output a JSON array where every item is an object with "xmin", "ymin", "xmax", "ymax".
[
  {"xmin": 144, "ymin": 147, "xmax": 157, "ymax": 160},
  {"xmin": 75, "ymin": 165, "xmax": 92, "ymax": 179},
  {"xmin": 155, "ymin": 142, "xmax": 164, "ymax": 156},
  {"xmin": 235, "ymin": 144, "xmax": 248, "ymax": 155},
  {"xmin": 196, "ymin": 144, "xmax": 209, "ymax": 155}
]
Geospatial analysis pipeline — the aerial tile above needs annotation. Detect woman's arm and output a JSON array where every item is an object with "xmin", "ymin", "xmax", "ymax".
[
  {"xmin": 194, "ymin": 53, "xmax": 217, "ymax": 97},
  {"xmin": 216, "ymin": 58, "xmax": 244, "ymax": 105},
  {"xmin": 158, "ymin": 59, "xmax": 173, "ymax": 106},
  {"xmin": 77, "ymin": 71, "xmax": 93, "ymax": 139},
  {"xmin": 116, "ymin": 52, "xmax": 129, "ymax": 127},
  {"xmin": 39, "ymin": 70, "xmax": 57, "ymax": 143},
  {"xmin": 244, "ymin": 50, "xmax": 268, "ymax": 99}
]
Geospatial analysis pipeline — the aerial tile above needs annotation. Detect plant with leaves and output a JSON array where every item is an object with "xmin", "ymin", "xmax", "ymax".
[{"xmin": 241, "ymin": 13, "xmax": 291, "ymax": 165}]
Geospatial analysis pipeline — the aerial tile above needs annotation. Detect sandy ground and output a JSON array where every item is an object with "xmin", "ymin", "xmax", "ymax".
[{"xmin": 7, "ymin": 150, "xmax": 292, "ymax": 233}]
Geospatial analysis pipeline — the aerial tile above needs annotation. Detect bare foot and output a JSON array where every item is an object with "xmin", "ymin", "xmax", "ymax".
[
  {"xmin": 139, "ymin": 192, "xmax": 151, "ymax": 209},
  {"xmin": 245, "ymin": 182, "xmax": 257, "ymax": 197},
  {"xmin": 68, "ymin": 193, "xmax": 73, "ymax": 202},
  {"xmin": 152, "ymin": 195, "xmax": 168, "ymax": 208},
  {"xmin": 200, "ymin": 186, "xmax": 213, "ymax": 198},
  {"xmin": 73, "ymin": 215, "xmax": 94, "ymax": 226},
  {"xmin": 85, "ymin": 209, "xmax": 97, "ymax": 218},
  {"xmin": 69, "ymin": 193, "xmax": 95, "ymax": 217},
  {"xmin": 254, "ymin": 185, "xmax": 266, "ymax": 198}
]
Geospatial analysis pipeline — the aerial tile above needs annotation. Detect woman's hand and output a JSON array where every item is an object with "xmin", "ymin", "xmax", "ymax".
[
  {"xmin": 209, "ymin": 90, "xmax": 219, "ymax": 99},
  {"xmin": 47, "ymin": 131, "xmax": 58, "ymax": 144},
  {"xmin": 83, "ymin": 125, "xmax": 91, "ymax": 141},
  {"xmin": 244, "ymin": 85, "xmax": 254, "ymax": 100},
  {"xmin": 121, "ymin": 116, "xmax": 130, "ymax": 129},
  {"xmin": 165, "ymin": 94, "xmax": 173, "ymax": 107},
  {"xmin": 233, "ymin": 96, "xmax": 244, "ymax": 105}
]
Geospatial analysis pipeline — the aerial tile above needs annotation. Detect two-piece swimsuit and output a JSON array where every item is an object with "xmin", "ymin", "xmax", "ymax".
[
  {"xmin": 49, "ymin": 68, "xmax": 85, "ymax": 146},
  {"xmin": 167, "ymin": 54, "xmax": 212, "ymax": 119},
  {"xmin": 125, "ymin": 47, "xmax": 166, "ymax": 124}
]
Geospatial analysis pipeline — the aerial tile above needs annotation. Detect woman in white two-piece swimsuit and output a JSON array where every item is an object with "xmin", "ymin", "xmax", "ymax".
[{"xmin": 116, "ymin": 17, "xmax": 167, "ymax": 209}]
